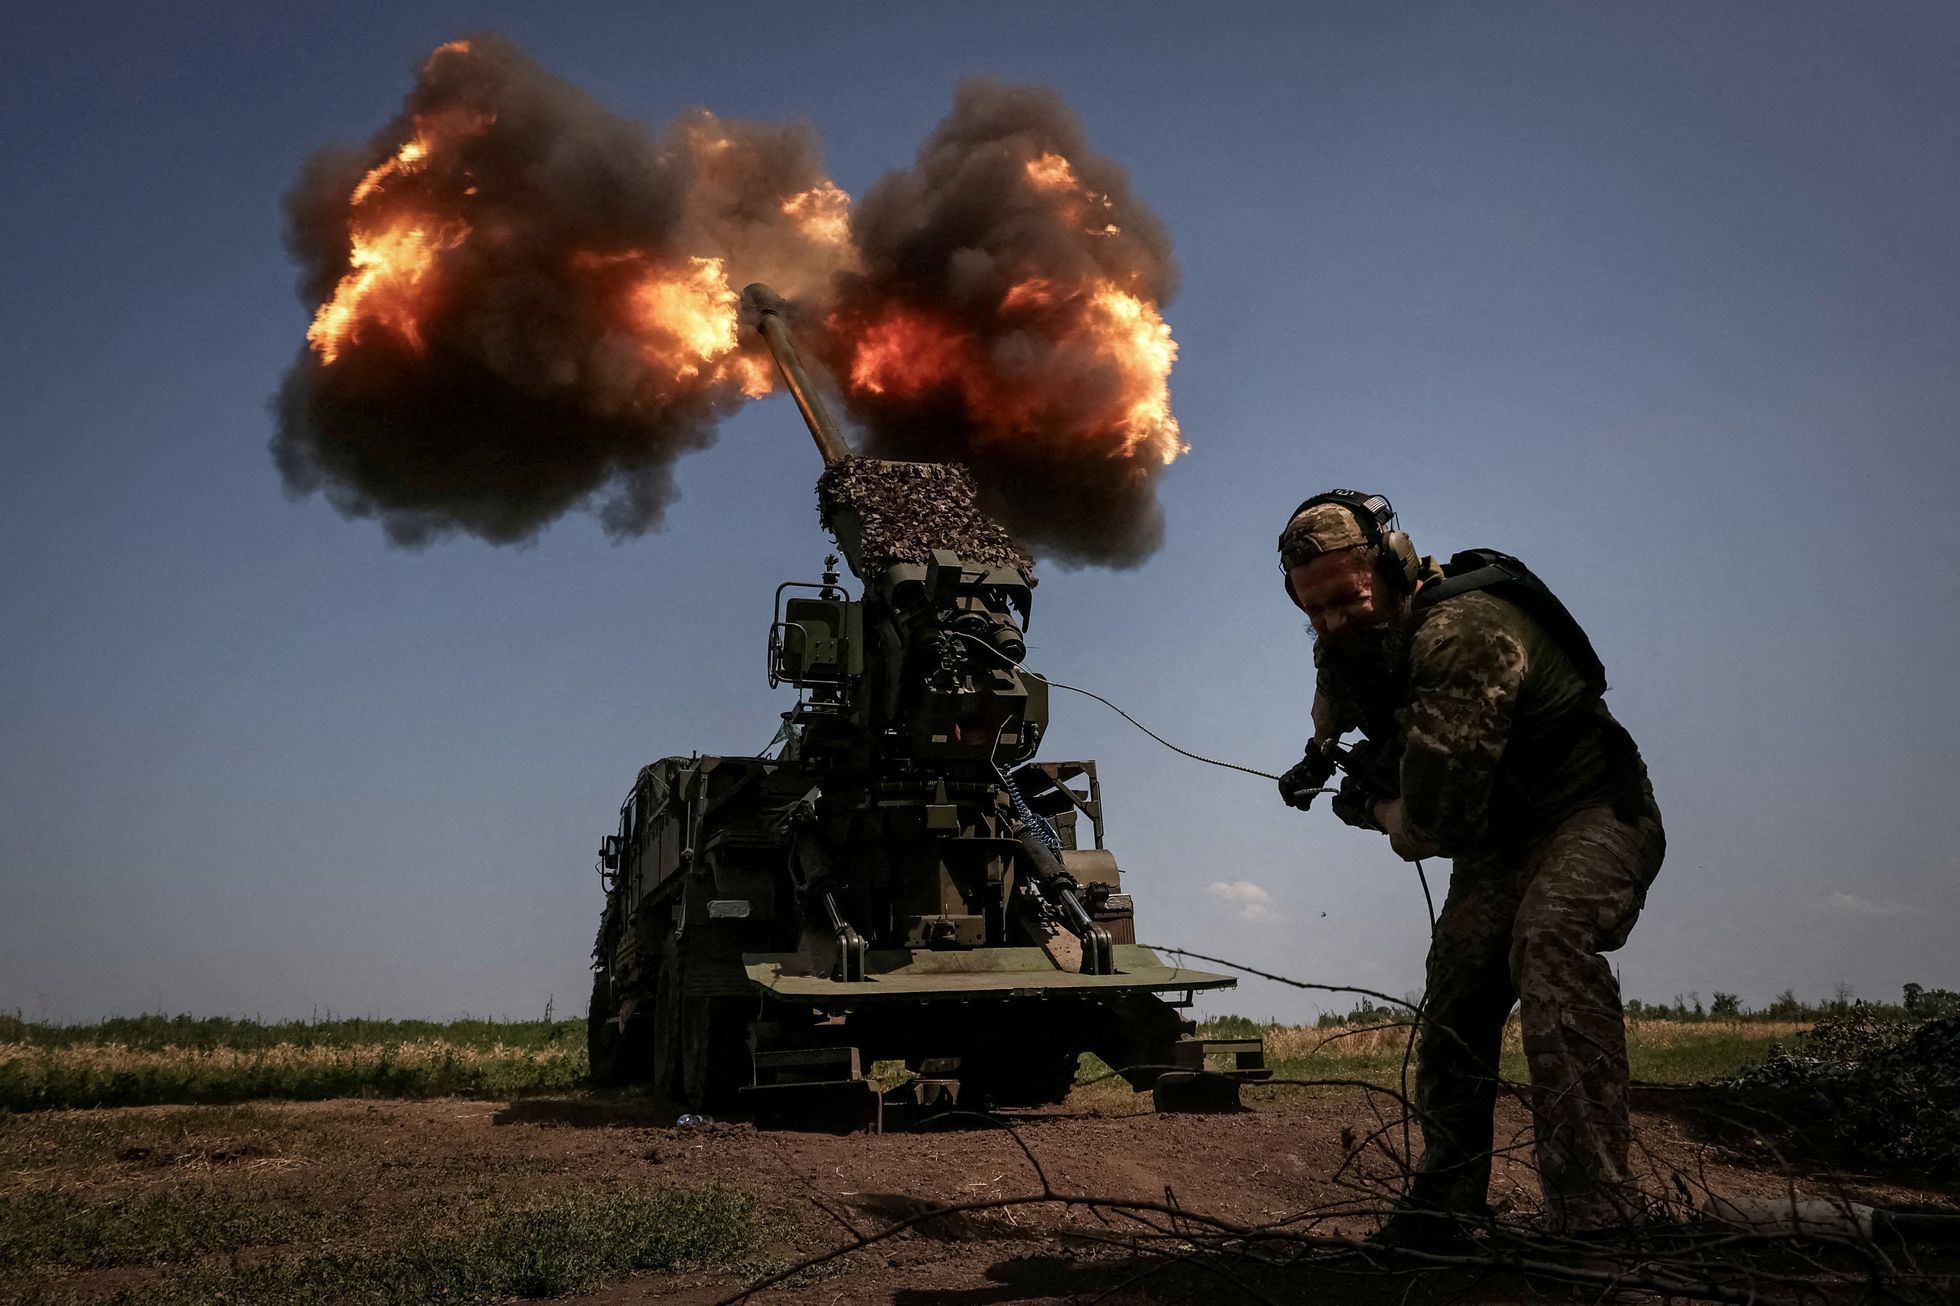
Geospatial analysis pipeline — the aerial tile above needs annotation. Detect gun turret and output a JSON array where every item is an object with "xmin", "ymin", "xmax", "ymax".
[{"xmin": 743, "ymin": 284, "xmax": 1044, "ymax": 768}]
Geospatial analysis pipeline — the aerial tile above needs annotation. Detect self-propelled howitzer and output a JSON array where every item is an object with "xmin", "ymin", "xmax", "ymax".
[{"xmin": 584, "ymin": 285, "xmax": 1261, "ymax": 1128}]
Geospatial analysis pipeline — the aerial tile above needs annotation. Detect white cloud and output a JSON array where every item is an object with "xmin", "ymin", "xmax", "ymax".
[
  {"xmin": 1207, "ymin": 879, "xmax": 1280, "ymax": 923},
  {"xmin": 1823, "ymin": 891, "xmax": 1906, "ymax": 918}
]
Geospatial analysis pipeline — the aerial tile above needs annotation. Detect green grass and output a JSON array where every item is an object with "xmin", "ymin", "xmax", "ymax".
[
  {"xmin": 5, "ymin": 1186, "xmax": 757, "ymax": 1306},
  {"xmin": 1622, "ymin": 1024, "xmax": 1799, "ymax": 1083},
  {"xmin": 1, "ymin": 1010, "xmax": 1796, "ymax": 1114},
  {"xmin": 135, "ymin": 1188, "xmax": 756, "ymax": 1306},
  {"xmin": 0, "ymin": 1102, "xmax": 362, "ymax": 1171},
  {"xmin": 0, "ymin": 1184, "xmax": 320, "ymax": 1275},
  {"xmin": 1172, "ymin": 1015, "xmax": 1804, "ymax": 1101}
]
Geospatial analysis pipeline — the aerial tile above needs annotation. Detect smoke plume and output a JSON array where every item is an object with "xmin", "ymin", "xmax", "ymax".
[
  {"xmin": 820, "ymin": 77, "xmax": 1183, "ymax": 567},
  {"xmin": 274, "ymin": 42, "xmax": 1185, "ymax": 565}
]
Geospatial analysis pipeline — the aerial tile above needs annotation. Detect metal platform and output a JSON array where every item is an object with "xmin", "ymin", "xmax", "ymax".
[{"xmin": 743, "ymin": 944, "xmax": 1239, "ymax": 1002}]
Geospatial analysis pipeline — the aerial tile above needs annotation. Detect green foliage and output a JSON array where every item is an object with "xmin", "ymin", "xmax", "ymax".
[
  {"xmin": 1733, "ymin": 1014, "xmax": 1960, "ymax": 1178},
  {"xmin": 1311, "ymin": 1000, "xmax": 1406, "ymax": 1029},
  {"xmin": 1622, "ymin": 982, "xmax": 1958, "ymax": 1024},
  {"xmin": 1903, "ymin": 983, "xmax": 1960, "ymax": 1018},
  {"xmin": 1195, "ymin": 1014, "xmax": 1264, "ymax": 1038},
  {"xmin": 1793, "ymin": 1005, "xmax": 1919, "ymax": 1062},
  {"xmin": 0, "ymin": 1011, "xmax": 581, "ymax": 1052}
]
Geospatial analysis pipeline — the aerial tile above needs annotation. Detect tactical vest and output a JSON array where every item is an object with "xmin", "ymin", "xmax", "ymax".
[
  {"xmin": 1413, "ymin": 549, "xmax": 1649, "ymax": 828},
  {"xmin": 1414, "ymin": 549, "xmax": 1606, "ymax": 694}
]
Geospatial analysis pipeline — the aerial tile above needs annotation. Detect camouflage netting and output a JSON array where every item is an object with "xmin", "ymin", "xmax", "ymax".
[
  {"xmin": 1728, "ymin": 1013, "xmax": 1960, "ymax": 1178},
  {"xmin": 817, "ymin": 457, "xmax": 1033, "ymax": 573}
]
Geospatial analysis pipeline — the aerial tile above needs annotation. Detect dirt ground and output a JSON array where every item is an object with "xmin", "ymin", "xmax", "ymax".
[{"xmin": 8, "ymin": 1086, "xmax": 1957, "ymax": 1305}]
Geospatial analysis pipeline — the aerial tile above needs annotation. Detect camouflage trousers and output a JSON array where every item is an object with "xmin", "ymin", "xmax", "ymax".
[{"xmin": 1408, "ymin": 792, "xmax": 1665, "ymax": 1232}]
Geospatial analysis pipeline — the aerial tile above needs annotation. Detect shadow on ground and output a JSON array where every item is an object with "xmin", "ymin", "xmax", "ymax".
[
  {"xmin": 492, "ymin": 1094, "xmax": 681, "ymax": 1129},
  {"xmin": 883, "ymin": 1241, "xmax": 1960, "ymax": 1306}
]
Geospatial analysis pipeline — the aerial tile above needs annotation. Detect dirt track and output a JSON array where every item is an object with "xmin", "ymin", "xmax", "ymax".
[{"xmin": 9, "ymin": 1088, "xmax": 1957, "ymax": 1304}]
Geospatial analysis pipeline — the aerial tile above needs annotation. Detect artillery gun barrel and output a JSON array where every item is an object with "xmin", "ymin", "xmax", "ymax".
[{"xmin": 742, "ymin": 283, "xmax": 851, "ymax": 466}]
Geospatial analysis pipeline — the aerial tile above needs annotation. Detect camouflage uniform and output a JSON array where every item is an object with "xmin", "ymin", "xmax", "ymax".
[{"xmin": 1319, "ymin": 587, "xmax": 1664, "ymax": 1232}]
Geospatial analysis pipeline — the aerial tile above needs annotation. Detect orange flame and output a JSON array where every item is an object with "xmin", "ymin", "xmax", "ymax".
[
  {"xmin": 1000, "ymin": 278, "xmax": 1056, "ymax": 311},
  {"xmin": 847, "ymin": 310, "xmax": 972, "ymax": 397},
  {"xmin": 607, "ymin": 255, "xmax": 775, "ymax": 399},
  {"xmin": 1021, "ymin": 150, "xmax": 1127, "ymax": 239},
  {"xmin": 629, "ymin": 257, "xmax": 739, "ymax": 375},
  {"xmin": 307, "ymin": 217, "xmax": 465, "ymax": 365},
  {"xmin": 1024, "ymin": 152, "xmax": 1078, "ymax": 191},
  {"xmin": 780, "ymin": 181, "xmax": 852, "ymax": 249},
  {"xmin": 1085, "ymin": 286, "xmax": 1183, "ymax": 463},
  {"xmin": 306, "ymin": 91, "xmax": 786, "ymax": 402},
  {"xmin": 347, "ymin": 137, "xmax": 429, "ymax": 207},
  {"xmin": 843, "ymin": 276, "xmax": 1183, "ymax": 466},
  {"xmin": 307, "ymin": 105, "xmax": 492, "ymax": 365}
]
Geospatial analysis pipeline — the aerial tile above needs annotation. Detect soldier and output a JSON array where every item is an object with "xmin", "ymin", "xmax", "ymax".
[{"xmin": 1275, "ymin": 490, "xmax": 1664, "ymax": 1247}]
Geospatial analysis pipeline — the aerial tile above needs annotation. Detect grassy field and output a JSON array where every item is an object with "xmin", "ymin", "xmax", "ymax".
[
  {"xmin": 0, "ymin": 1014, "xmax": 1823, "ymax": 1304},
  {"xmin": 0, "ymin": 1168, "xmax": 757, "ymax": 1305},
  {"xmin": 1206, "ymin": 1015, "xmax": 1810, "ymax": 1087},
  {"xmin": 2, "ymin": 1008, "xmax": 1804, "ymax": 1113},
  {"xmin": 0, "ymin": 1013, "xmax": 585, "ymax": 1111},
  {"xmin": 1054, "ymin": 1014, "xmax": 1814, "ymax": 1110}
]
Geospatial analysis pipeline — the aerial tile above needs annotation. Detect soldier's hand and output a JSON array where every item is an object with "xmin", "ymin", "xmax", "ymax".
[
  {"xmin": 1329, "ymin": 773, "xmax": 1380, "ymax": 829},
  {"xmin": 1277, "ymin": 743, "xmax": 1336, "ymax": 810},
  {"xmin": 1374, "ymin": 797, "xmax": 1440, "ymax": 862}
]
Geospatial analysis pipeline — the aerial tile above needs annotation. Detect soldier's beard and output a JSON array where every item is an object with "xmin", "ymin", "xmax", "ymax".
[{"xmin": 1316, "ymin": 590, "xmax": 1415, "ymax": 702}]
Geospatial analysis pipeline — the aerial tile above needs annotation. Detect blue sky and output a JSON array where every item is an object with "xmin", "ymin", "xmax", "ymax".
[{"xmin": 3, "ymin": 2, "xmax": 1956, "ymax": 1023}]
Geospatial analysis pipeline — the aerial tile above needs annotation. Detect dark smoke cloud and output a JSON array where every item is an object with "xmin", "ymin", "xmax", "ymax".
[
  {"xmin": 274, "ymin": 45, "xmax": 1185, "ymax": 567},
  {"xmin": 272, "ymin": 34, "xmax": 838, "ymax": 547},
  {"xmin": 821, "ymin": 77, "xmax": 1181, "ymax": 568}
]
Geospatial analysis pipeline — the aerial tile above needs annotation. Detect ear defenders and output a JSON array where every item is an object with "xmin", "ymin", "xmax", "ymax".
[{"xmin": 1278, "ymin": 489, "xmax": 1421, "ymax": 598}]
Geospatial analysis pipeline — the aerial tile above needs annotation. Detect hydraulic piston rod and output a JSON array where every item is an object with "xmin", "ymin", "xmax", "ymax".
[{"xmin": 742, "ymin": 283, "xmax": 851, "ymax": 466}]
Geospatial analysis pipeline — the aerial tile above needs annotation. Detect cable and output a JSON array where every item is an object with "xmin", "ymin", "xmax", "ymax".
[
  {"xmin": 948, "ymin": 625, "xmax": 1441, "ymax": 936},
  {"xmin": 1042, "ymin": 673, "xmax": 1288, "ymax": 781},
  {"xmin": 945, "ymin": 629, "xmax": 1283, "ymax": 781}
]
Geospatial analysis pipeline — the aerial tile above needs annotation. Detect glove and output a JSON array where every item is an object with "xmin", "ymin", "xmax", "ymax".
[
  {"xmin": 1277, "ymin": 741, "xmax": 1337, "ymax": 810},
  {"xmin": 1330, "ymin": 772, "xmax": 1381, "ymax": 830}
]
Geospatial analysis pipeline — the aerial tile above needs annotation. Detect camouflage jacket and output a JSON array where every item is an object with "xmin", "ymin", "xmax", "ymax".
[{"xmin": 1314, "ymin": 589, "xmax": 1644, "ymax": 857}]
